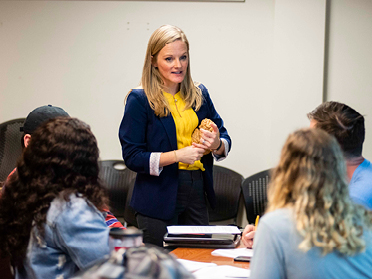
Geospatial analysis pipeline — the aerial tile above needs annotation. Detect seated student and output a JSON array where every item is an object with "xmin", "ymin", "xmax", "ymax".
[
  {"xmin": 250, "ymin": 128, "xmax": 372, "ymax": 279},
  {"xmin": 0, "ymin": 117, "xmax": 110, "ymax": 279},
  {"xmin": 2, "ymin": 105, "xmax": 124, "ymax": 229},
  {"xmin": 242, "ymin": 101, "xmax": 371, "ymax": 248},
  {"xmin": 308, "ymin": 101, "xmax": 372, "ymax": 210}
]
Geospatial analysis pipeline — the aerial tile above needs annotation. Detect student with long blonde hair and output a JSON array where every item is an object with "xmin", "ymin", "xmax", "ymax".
[
  {"xmin": 119, "ymin": 25, "xmax": 231, "ymax": 246},
  {"xmin": 250, "ymin": 128, "xmax": 372, "ymax": 279}
]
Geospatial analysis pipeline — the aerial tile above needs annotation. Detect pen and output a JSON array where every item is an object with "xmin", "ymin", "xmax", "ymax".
[{"xmin": 254, "ymin": 215, "xmax": 260, "ymax": 231}]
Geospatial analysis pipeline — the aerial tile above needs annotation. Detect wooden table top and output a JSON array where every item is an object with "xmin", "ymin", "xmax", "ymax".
[{"xmin": 171, "ymin": 247, "xmax": 250, "ymax": 269}]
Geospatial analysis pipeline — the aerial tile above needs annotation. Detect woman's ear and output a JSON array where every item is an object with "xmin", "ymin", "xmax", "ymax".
[{"xmin": 151, "ymin": 56, "xmax": 158, "ymax": 68}]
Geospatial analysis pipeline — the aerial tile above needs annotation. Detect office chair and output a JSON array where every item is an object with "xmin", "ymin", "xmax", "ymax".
[
  {"xmin": 0, "ymin": 254, "xmax": 13, "ymax": 279},
  {"xmin": 98, "ymin": 160, "xmax": 138, "ymax": 227},
  {"xmin": 208, "ymin": 165, "xmax": 244, "ymax": 225},
  {"xmin": 241, "ymin": 169, "xmax": 272, "ymax": 224},
  {"xmin": 0, "ymin": 118, "xmax": 26, "ymax": 182}
]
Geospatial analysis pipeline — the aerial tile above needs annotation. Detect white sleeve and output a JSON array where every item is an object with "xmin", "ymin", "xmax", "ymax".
[{"xmin": 149, "ymin": 152, "xmax": 163, "ymax": 176}]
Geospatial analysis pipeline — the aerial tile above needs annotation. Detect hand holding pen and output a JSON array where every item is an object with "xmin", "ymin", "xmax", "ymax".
[
  {"xmin": 255, "ymin": 215, "xmax": 260, "ymax": 230},
  {"xmin": 242, "ymin": 215, "xmax": 259, "ymax": 248}
]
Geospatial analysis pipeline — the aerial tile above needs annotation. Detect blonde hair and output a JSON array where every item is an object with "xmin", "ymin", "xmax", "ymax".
[
  {"xmin": 267, "ymin": 128, "xmax": 372, "ymax": 255},
  {"xmin": 131, "ymin": 25, "xmax": 202, "ymax": 117}
]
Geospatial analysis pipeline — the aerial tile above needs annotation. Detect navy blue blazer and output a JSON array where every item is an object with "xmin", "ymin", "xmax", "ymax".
[{"xmin": 119, "ymin": 84, "xmax": 231, "ymax": 220}]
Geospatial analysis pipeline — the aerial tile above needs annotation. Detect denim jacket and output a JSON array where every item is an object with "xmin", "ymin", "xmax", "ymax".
[{"xmin": 16, "ymin": 193, "xmax": 110, "ymax": 279}]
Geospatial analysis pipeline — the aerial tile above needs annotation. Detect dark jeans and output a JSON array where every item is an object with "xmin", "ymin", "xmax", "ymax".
[{"xmin": 136, "ymin": 170, "xmax": 209, "ymax": 247}]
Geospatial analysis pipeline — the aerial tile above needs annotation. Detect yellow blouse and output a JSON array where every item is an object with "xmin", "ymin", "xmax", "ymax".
[{"xmin": 163, "ymin": 91, "xmax": 204, "ymax": 171}]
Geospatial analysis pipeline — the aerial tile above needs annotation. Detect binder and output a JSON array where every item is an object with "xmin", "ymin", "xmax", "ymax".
[{"xmin": 163, "ymin": 226, "xmax": 242, "ymax": 248}]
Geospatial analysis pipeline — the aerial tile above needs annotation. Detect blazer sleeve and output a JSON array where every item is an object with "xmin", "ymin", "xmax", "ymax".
[
  {"xmin": 199, "ymin": 84, "xmax": 232, "ymax": 152},
  {"xmin": 119, "ymin": 91, "xmax": 152, "ymax": 174}
]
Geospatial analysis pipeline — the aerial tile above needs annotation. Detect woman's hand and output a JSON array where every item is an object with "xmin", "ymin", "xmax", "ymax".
[
  {"xmin": 193, "ymin": 122, "xmax": 221, "ymax": 152},
  {"xmin": 242, "ymin": 225, "xmax": 255, "ymax": 248},
  {"xmin": 176, "ymin": 145, "xmax": 206, "ymax": 165}
]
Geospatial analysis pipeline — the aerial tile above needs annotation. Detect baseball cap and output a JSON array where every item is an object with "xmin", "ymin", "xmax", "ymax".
[{"xmin": 20, "ymin": 105, "xmax": 70, "ymax": 134}]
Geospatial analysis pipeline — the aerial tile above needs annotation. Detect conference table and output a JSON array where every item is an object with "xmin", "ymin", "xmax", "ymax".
[{"xmin": 171, "ymin": 246, "xmax": 250, "ymax": 269}]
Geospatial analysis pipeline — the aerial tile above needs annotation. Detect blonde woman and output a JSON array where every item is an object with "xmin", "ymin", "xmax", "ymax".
[
  {"xmin": 119, "ymin": 25, "xmax": 231, "ymax": 246},
  {"xmin": 250, "ymin": 128, "xmax": 372, "ymax": 279}
]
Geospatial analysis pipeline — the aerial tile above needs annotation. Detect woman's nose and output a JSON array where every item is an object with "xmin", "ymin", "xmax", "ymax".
[{"xmin": 174, "ymin": 59, "xmax": 181, "ymax": 68}]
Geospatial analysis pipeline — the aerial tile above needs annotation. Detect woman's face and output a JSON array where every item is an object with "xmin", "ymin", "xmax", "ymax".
[{"xmin": 153, "ymin": 40, "xmax": 189, "ymax": 94}]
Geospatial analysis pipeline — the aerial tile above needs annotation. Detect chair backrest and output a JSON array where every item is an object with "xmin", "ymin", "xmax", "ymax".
[
  {"xmin": 241, "ymin": 169, "xmax": 272, "ymax": 224},
  {"xmin": 98, "ymin": 160, "xmax": 138, "ymax": 227},
  {"xmin": 0, "ymin": 118, "xmax": 26, "ymax": 182},
  {"xmin": 0, "ymin": 255, "xmax": 13, "ymax": 279},
  {"xmin": 208, "ymin": 165, "xmax": 244, "ymax": 223}
]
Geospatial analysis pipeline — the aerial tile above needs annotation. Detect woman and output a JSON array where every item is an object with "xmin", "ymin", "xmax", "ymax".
[
  {"xmin": 0, "ymin": 117, "xmax": 110, "ymax": 279},
  {"xmin": 250, "ymin": 128, "xmax": 372, "ymax": 279},
  {"xmin": 119, "ymin": 25, "xmax": 231, "ymax": 246}
]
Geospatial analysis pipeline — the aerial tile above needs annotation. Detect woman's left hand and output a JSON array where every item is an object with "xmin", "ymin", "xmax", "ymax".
[{"xmin": 193, "ymin": 122, "xmax": 220, "ymax": 151}]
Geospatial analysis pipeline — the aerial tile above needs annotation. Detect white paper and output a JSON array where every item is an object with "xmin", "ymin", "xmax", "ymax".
[
  {"xmin": 167, "ymin": 225, "xmax": 241, "ymax": 235},
  {"xmin": 177, "ymin": 259, "xmax": 217, "ymax": 272},
  {"xmin": 193, "ymin": 265, "xmax": 250, "ymax": 279},
  {"xmin": 211, "ymin": 248, "xmax": 254, "ymax": 259}
]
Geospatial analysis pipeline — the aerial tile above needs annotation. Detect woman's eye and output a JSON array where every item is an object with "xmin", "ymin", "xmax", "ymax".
[
  {"xmin": 165, "ymin": 57, "xmax": 172, "ymax": 62},
  {"xmin": 180, "ymin": 55, "xmax": 187, "ymax": 61}
]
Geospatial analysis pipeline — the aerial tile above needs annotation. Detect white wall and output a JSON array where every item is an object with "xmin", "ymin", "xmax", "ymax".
[
  {"xmin": 1, "ymin": 0, "xmax": 326, "ymax": 178},
  {"xmin": 326, "ymin": 0, "xmax": 372, "ymax": 160},
  {"xmin": 268, "ymin": 0, "xmax": 325, "ymax": 166}
]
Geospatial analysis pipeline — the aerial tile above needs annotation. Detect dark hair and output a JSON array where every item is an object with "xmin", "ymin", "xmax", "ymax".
[
  {"xmin": 21, "ymin": 132, "xmax": 26, "ymax": 149},
  {"xmin": 307, "ymin": 101, "xmax": 365, "ymax": 158},
  {"xmin": 0, "ymin": 117, "xmax": 108, "ymax": 265}
]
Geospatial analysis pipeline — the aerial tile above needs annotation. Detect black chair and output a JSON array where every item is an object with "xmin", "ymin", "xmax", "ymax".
[
  {"xmin": 0, "ymin": 118, "xmax": 26, "ymax": 182},
  {"xmin": 241, "ymin": 169, "xmax": 272, "ymax": 224},
  {"xmin": 0, "ymin": 255, "xmax": 13, "ymax": 279},
  {"xmin": 208, "ymin": 165, "xmax": 244, "ymax": 225},
  {"xmin": 98, "ymin": 160, "xmax": 138, "ymax": 227}
]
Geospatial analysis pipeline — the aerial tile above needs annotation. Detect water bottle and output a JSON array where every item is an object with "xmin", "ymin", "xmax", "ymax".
[{"xmin": 109, "ymin": 228, "xmax": 143, "ymax": 252}]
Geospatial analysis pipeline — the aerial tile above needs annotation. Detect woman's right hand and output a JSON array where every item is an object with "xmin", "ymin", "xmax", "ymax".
[
  {"xmin": 176, "ymin": 146, "xmax": 206, "ymax": 165},
  {"xmin": 242, "ymin": 224, "xmax": 255, "ymax": 248}
]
